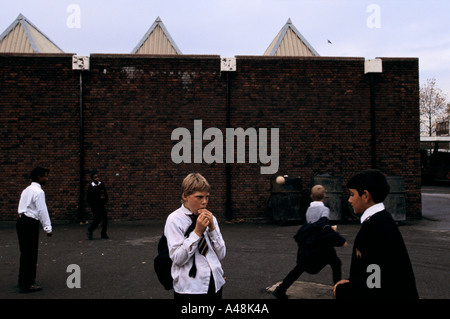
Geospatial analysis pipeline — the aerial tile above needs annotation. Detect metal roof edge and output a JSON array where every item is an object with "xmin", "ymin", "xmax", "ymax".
[
  {"xmin": 0, "ymin": 14, "xmax": 21, "ymax": 42},
  {"xmin": 268, "ymin": 18, "xmax": 319, "ymax": 57},
  {"xmin": 288, "ymin": 19, "xmax": 320, "ymax": 56},
  {"xmin": 0, "ymin": 13, "xmax": 64, "ymax": 53},
  {"xmin": 131, "ymin": 16, "xmax": 182, "ymax": 54}
]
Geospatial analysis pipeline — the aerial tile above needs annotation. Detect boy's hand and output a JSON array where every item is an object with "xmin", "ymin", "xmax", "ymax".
[
  {"xmin": 342, "ymin": 241, "xmax": 348, "ymax": 248},
  {"xmin": 198, "ymin": 209, "xmax": 216, "ymax": 232},
  {"xmin": 194, "ymin": 211, "xmax": 210, "ymax": 236},
  {"xmin": 333, "ymin": 279, "xmax": 349, "ymax": 298}
]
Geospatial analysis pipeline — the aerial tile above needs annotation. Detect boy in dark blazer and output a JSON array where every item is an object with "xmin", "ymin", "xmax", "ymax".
[
  {"xmin": 333, "ymin": 169, "xmax": 418, "ymax": 299},
  {"xmin": 272, "ymin": 185, "xmax": 348, "ymax": 299},
  {"xmin": 86, "ymin": 172, "xmax": 109, "ymax": 239}
]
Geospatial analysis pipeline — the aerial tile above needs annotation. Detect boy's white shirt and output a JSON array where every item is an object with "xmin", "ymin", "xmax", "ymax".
[
  {"xmin": 17, "ymin": 182, "xmax": 52, "ymax": 233},
  {"xmin": 164, "ymin": 205, "xmax": 226, "ymax": 294},
  {"xmin": 360, "ymin": 203, "xmax": 385, "ymax": 223},
  {"xmin": 309, "ymin": 201, "xmax": 325, "ymax": 207}
]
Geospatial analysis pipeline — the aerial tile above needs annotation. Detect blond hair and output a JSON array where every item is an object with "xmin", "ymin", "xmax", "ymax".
[
  {"xmin": 181, "ymin": 173, "xmax": 211, "ymax": 203},
  {"xmin": 311, "ymin": 184, "xmax": 326, "ymax": 201}
]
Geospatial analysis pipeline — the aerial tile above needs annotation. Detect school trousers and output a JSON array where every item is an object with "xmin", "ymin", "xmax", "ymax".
[
  {"xmin": 16, "ymin": 215, "xmax": 40, "ymax": 289},
  {"xmin": 174, "ymin": 273, "xmax": 223, "ymax": 300}
]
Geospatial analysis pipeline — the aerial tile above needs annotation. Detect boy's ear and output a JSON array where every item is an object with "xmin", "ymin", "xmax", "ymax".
[{"xmin": 362, "ymin": 190, "xmax": 373, "ymax": 203}]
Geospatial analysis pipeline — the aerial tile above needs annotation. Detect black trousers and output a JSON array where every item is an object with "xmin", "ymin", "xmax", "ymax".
[
  {"xmin": 16, "ymin": 215, "xmax": 40, "ymax": 289},
  {"xmin": 88, "ymin": 206, "xmax": 108, "ymax": 235},
  {"xmin": 278, "ymin": 249, "xmax": 342, "ymax": 292}
]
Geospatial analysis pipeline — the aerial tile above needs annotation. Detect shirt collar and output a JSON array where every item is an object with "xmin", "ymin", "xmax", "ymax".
[
  {"xmin": 31, "ymin": 182, "xmax": 42, "ymax": 189},
  {"xmin": 91, "ymin": 181, "xmax": 102, "ymax": 187},
  {"xmin": 309, "ymin": 201, "xmax": 325, "ymax": 207},
  {"xmin": 360, "ymin": 202, "xmax": 385, "ymax": 223},
  {"xmin": 181, "ymin": 204, "xmax": 193, "ymax": 216}
]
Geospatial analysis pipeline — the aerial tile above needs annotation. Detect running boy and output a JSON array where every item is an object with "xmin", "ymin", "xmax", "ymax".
[
  {"xmin": 333, "ymin": 169, "xmax": 418, "ymax": 299},
  {"xmin": 164, "ymin": 173, "xmax": 226, "ymax": 299},
  {"xmin": 273, "ymin": 185, "xmax": 347, "ymax": 299}
]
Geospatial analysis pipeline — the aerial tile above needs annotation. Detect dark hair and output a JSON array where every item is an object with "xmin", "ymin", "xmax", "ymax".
[
  {"xmin": 31, "ymin": 167, "xmax": 50, "ymax": 182},
  {"xmin": 347, "ymin": 169, "xmax": 390, "ymax": 203},
  {"xmin": 90, "ymin": 171, "xmax": 98, "ymax": 179}
]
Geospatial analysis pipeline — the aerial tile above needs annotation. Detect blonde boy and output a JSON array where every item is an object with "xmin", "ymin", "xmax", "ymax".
[
  {"xmin": 306, "ymin": 185, "xmax": 330, "ymax": 223},
  {"xmin": 164, "ymin": 173, "xmax": 226, "ymax": 299}
]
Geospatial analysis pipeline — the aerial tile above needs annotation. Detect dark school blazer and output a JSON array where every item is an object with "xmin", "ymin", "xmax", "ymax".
[{"xmin": 335, "ymin": 210, "xmax": 418, "ymax": 299}]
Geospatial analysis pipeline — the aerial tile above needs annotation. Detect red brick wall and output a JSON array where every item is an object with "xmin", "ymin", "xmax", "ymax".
[
  {"xmin": 0, "ymin": 54, "xmax": 80, "ymax": 222},
  {"xmin": 372, "ymin": 58, "xmax": 421, "ymax": 218},
  {"xmin": 83, "ymin": 55, "xmax": 227, "ymax": 220},
  {"xmin": 0, "ymin": 54, "xmax": 421, "ymax": 222}
]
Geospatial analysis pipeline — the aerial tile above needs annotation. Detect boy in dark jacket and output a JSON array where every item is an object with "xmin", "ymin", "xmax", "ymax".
[
  {"xmin": 86, "ymin": 172, "xmax": 109, "ymax": 240},
  {"xmin": 333, "ymin": 169, "xmax": 418, "ymax": 299},
  {"xmin": 273, "ymin": 186, "xmax": 347, "ymax": 299}
]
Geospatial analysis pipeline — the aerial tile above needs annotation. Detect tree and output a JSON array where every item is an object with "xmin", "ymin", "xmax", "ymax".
[{"xmin": 420, "ymin": 78, "xmax": 448, "ymax": 136}]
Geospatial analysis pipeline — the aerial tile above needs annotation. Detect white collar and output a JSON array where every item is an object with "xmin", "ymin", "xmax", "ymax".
[
  {"xmin": 309, "ymin": 201, "xmax": 325, "ymax": 207},
  {"xmin": 91, "ymin": 181, "xmax": 102, "ymax": 187},
  {"xmin": 31, "ymin": 182, "xmax": 42, "ymax": 189},
  {"xmin": 181, "ymin": 204, "xmax": 194, "ymax": 216},
  {"xmin": 360, "ymin": 203, "xmax": 385, "ymax": 223}
]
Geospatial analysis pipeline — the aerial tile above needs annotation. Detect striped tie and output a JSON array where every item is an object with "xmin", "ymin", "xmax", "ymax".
[{"xmin": 198, "ymin": 235, "xmax": 209, "ymax": 256}]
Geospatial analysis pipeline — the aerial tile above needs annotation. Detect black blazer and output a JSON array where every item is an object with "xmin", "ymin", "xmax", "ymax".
[
  {"xmin": 87, "ymin": 182, "xmax": 108, "ymax": 208},
  {"xmin": 294, "ymin": 217, "xmax": 346, "ymax": 273},
  {"xmin": 335, "ymin": 210, "xmax": 418, "ymax": 299}
]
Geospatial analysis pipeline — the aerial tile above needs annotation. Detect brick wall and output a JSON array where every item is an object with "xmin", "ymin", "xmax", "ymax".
[
  {"xmin": 372, "ymin": 58, "xmax": 422, "ymax": 218},
  {"xmin": 83, "ymin": 55, "xmax": 227, "ymax": 220},
  {"xmin": 0, "ymin": 54, "xmax": 80, "ymax": 222},
  {"xmin": 0, "ymin": 54, "xmax": 421, "ymax": 222}
]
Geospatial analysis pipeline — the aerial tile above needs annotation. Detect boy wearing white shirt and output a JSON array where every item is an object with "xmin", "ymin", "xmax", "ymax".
[
  {"xmin": 165, "ymin": 173, "xmax": 226, "ymax": 299},
  {"xmin": 273, "ymin": 184, "xmax": 347, "ymax": 299},
  {"xmin": 306, "ymin": 184, "xmax": 330, "ymax": 223},
  {"xmin": 17, "ymin": 167, "xmax": 52, "ymax": 293}
]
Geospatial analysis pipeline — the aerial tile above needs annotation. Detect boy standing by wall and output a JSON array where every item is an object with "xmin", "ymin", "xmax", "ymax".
[
  {"xmin": 165, "ymin": 173, "xmax": 226, "ymax": 299},
  {"xmin": 333, "ymin": 169, "xmax": 418, "ymax": 299},
  {"xmin": 17, "ymin": 167, "xmax": 52, "ymax": 293},
  {"xmin": 86, "ymin": 172, "xmax": 109, "ymax": 240}
]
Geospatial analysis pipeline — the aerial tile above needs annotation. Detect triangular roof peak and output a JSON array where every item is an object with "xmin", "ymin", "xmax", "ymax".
[
  {"xmin": 132, "ymin": 16, "xmax": 182, "ymax": 54},
  {"xmin": 0, "ymin": 14, "xmax": 64, "ymax": 53},
  {"xmin": 264, "ymin": 18, "xmax": 319, "ymax": 56}
]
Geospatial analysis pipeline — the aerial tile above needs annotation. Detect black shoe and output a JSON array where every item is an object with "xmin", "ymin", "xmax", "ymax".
[
  {"xmin": 20, "ymin": 285, "xmax": 42, "ymax": 293},
  {"xmin": 272, "ymin": 286, "xmax": 288, "ymax": 299},
  {"xmin": 101, "ymin": 234, "xmax": 109, "ymax": 239},
  {"xmin": 87, "ymin": 230, "xmax": 93, "ymax": 240}
]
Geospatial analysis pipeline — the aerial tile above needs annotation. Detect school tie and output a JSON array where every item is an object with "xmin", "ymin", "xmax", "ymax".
[
  {"xmin": 198, "ymin": 234, "xmax": 209, "ymax": 256},
  {"xmin": 187, "ymin": 213, "xmax": 210, "ymax": 278},
  {"xmin": 188, "ymin": 213, "xmax": 209, "ymax": 257}
]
